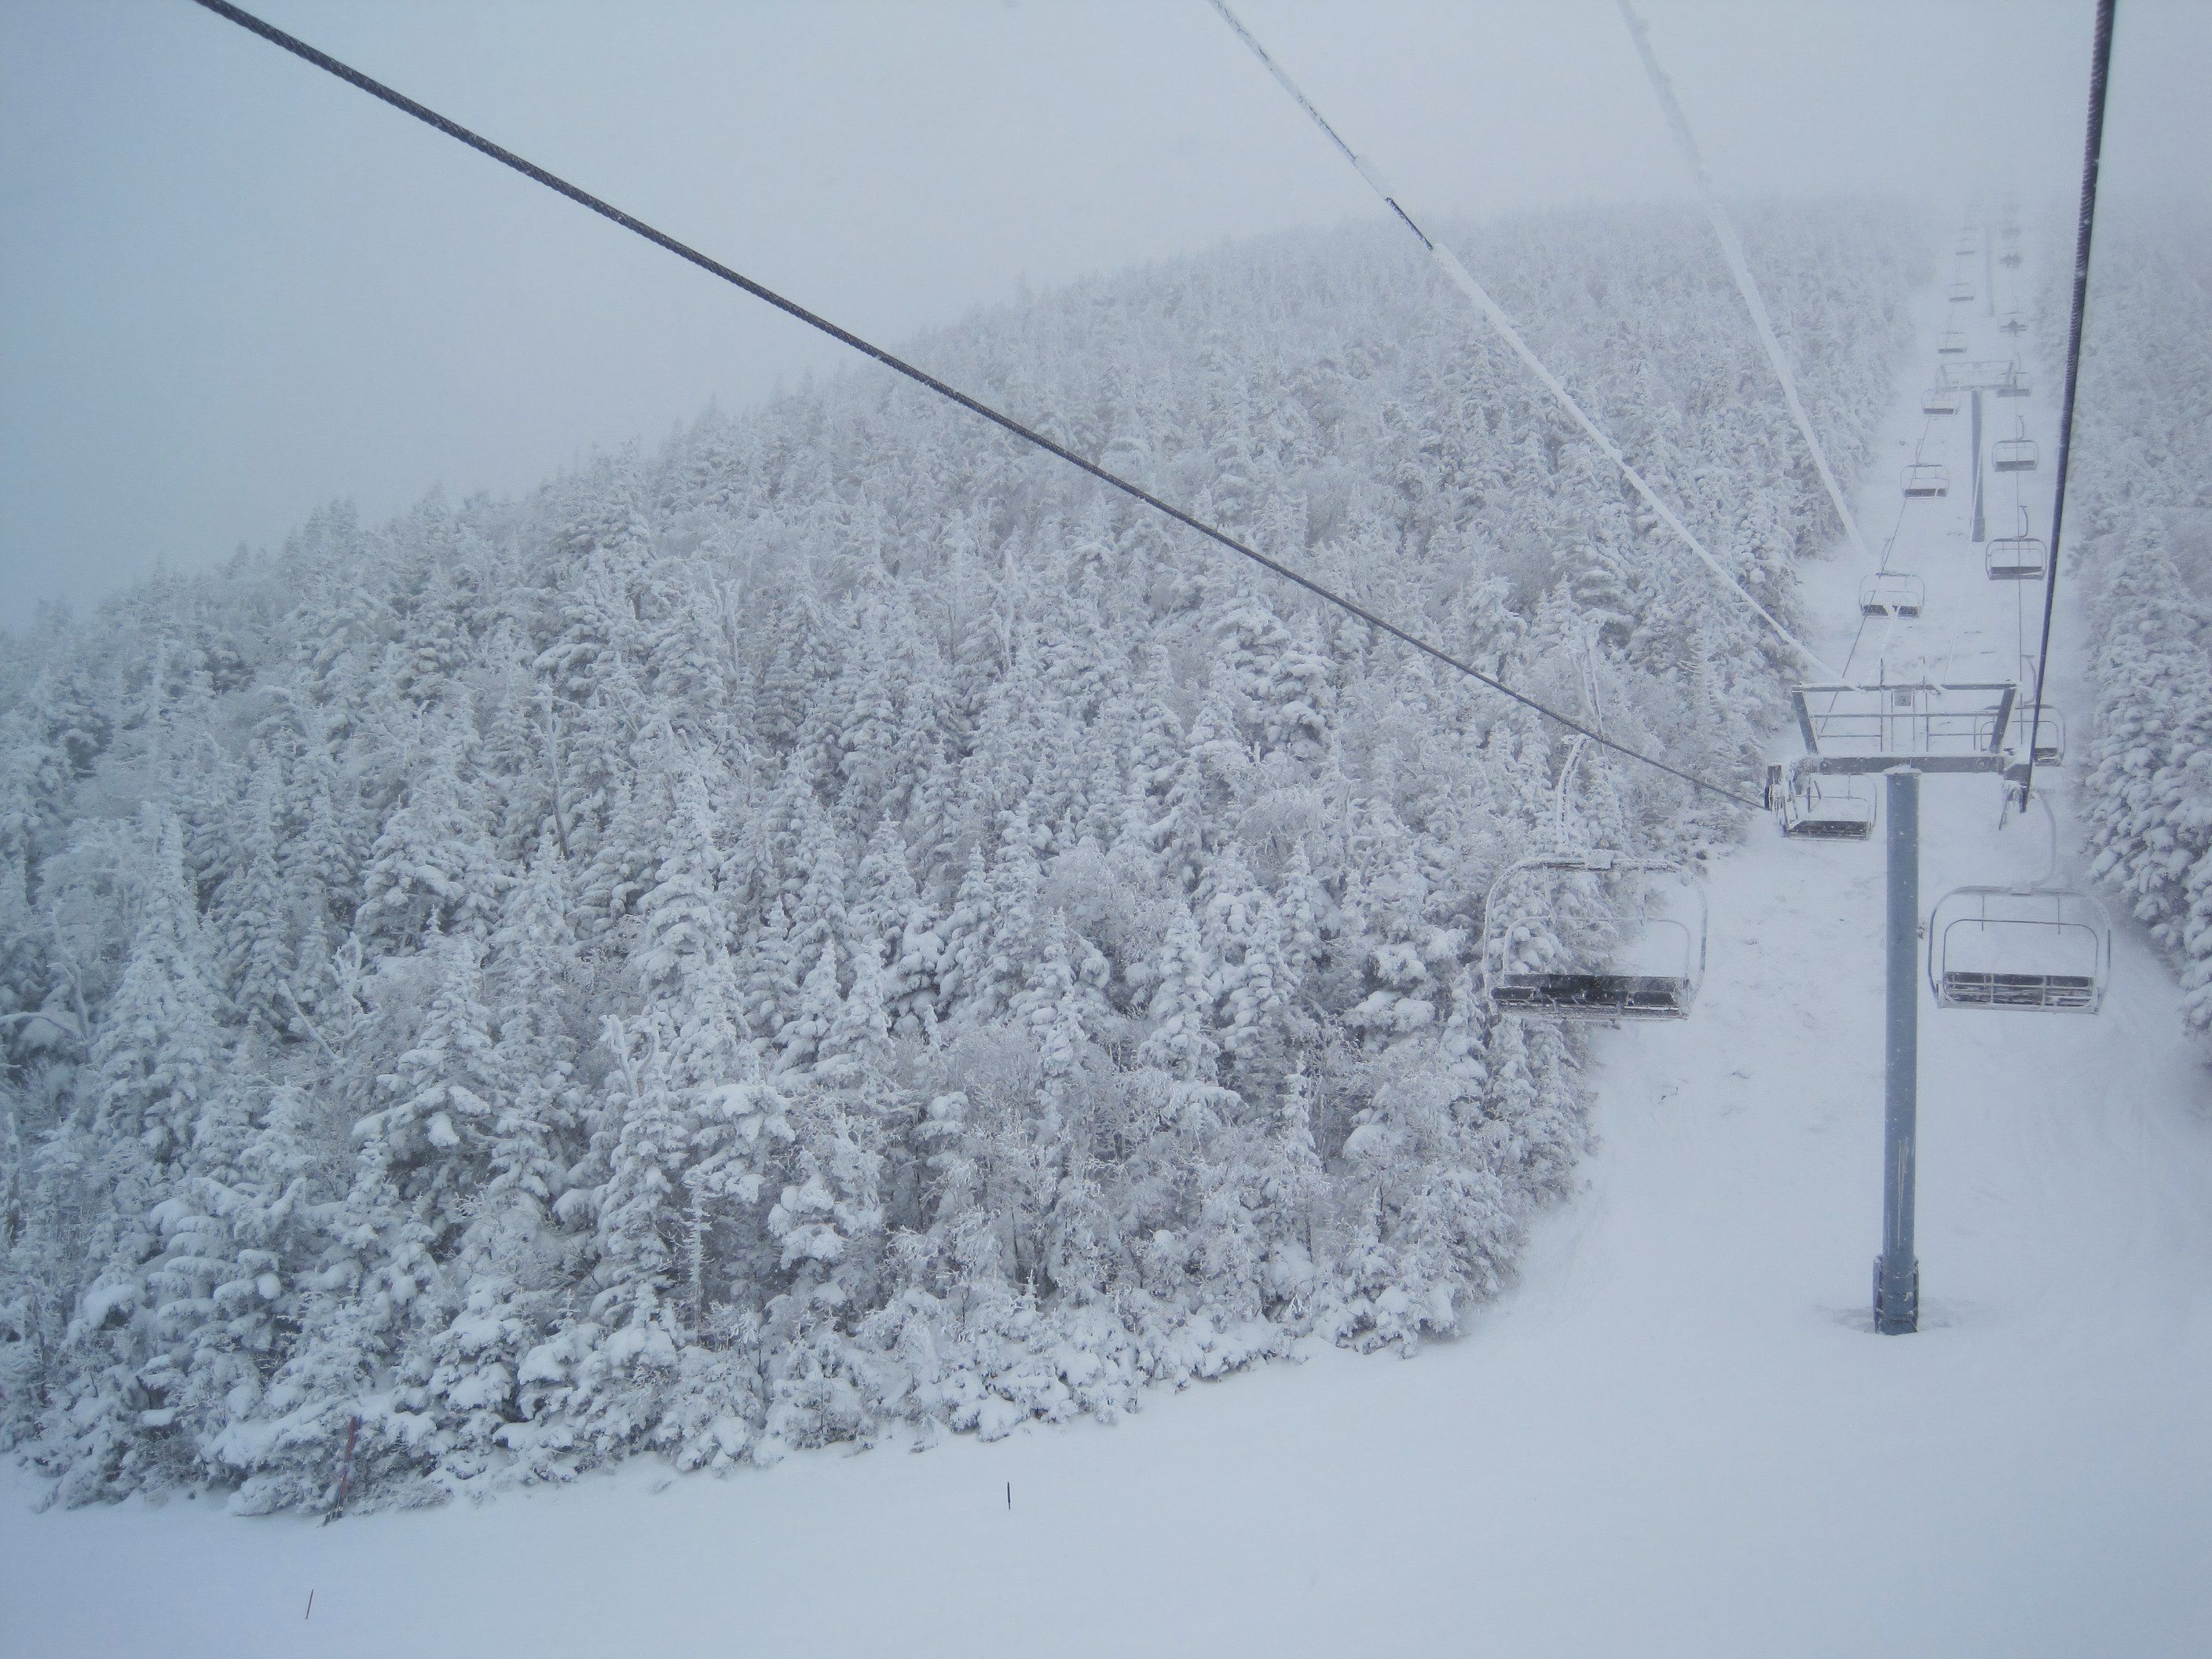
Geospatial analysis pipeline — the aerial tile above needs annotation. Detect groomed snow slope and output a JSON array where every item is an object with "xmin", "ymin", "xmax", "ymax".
[{"xmin": 5, "ymin": 247, "xmax": 2210, "ymax": 1659}]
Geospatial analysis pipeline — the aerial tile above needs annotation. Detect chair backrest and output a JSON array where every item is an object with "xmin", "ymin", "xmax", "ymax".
[{"xmin": 1929, "ymin": 887, "xmax": 2111, "ymax": 1014}]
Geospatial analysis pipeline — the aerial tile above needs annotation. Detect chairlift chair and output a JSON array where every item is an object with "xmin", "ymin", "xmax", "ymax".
[
  {"xmin": 1937, "ymin": 327, "xmax": 1968, "ymax": 354},
  {"xmin": 1482, "ymin": 852, "xmax": 1707, "ymax": 1021},
  {"xmin": 1992, "ymin": 425, "xmax": 2039, "ymax": 473},
  {"xmin": 2000, "ymin": 311, "xmax": 2029, "ymax": 335},
  {"xmin": 1972, "ymin": 701, "xmax": 2064, "ymax": 765},
  {"xmin": 2016, "ymin": 704, "xmax": 2065, "ymax": 765},
  {"xmin": 2001, "ymin": 250, "xmax": 2023, "ymax": 269},
  {"xmin": 1930, "ymin": 791, "xmax": 2108, "ymax": 1012},
  {"xmin": 1929, "ymin": 884, "xmax": 2110, "ymax": 1013},
  {"xmin": 1939, "ymin": 358, "xmax": 2008, "ymax": 390},
  {"xmin": 1858, "ymin": 571, "xmax": 1925, "ymax": 618},
  {"xmin": 1996, "ymin": 362, "xmax": 2031, "ymax": 397},
  {"xmin": 1948, "ymin": 280, "xmax": 1976, "ymax": 303},
  {"xmin": 1987, "ymin": 508, "xmax": 2047, "ymax": 580},
  {"xmin": 1921, "ymin": 384, "xmax": 1959, "ymax": 416},
  {"xmin": 1901, "ymin": 456, "xmax": 1950, "ymax": 499},
  {"xmin": 1764, "ymin": 766, "xmax": 1876, "ymax": 840}
]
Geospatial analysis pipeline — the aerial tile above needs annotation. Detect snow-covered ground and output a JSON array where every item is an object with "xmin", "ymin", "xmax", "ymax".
[{"xmin": 6, "ymin": 248, "xmax": 2209, "ymax": 1659}]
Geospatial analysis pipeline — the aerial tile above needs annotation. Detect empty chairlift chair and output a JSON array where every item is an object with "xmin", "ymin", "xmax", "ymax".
[
  {"xmin": 1921, "ymin": 383, "xmax": 1959, "ymax": 416},
  {"xmin": 1765, "ymin": 767, "xmax": 1876, "ymax": 840},
  {"xmin": 1482, "ymin": 853, "xmax": 1707, "ymax": 1021},
  {"xmin": 1974, "ymin": 701, "xmax": 2065, "ymax": 765},
  {"xmin": 1948, "ymin": 280, "xmax": 1976, "ymax": 303},
  {"xmin": 1992, "ymin": 423, "xmax": 2039, "ymax": 472},
  {"xmin": 1929, "ymin": 887, "xmax": 2110, "ymax": 1012},
  {"xmin": 1937, "ymin": 325, "xmax": 1968, "ymax": 355},
  {"xmin": 1987, "ymin": 508, "xmax": 2047, "ymax": 580},
  {"xmin": 1940, "ymin": 358, "xmax": 2009, "ymax": 390},
  {"xmin": 2017, "ymin": 703, "xmax": 2066, "ymax": 765},
  {"xmin": 1930, "ymin": 791, "xmax": 2108, "ymax": 1012},
  {"xmin": 1902, "ymin": 449, "xmax": 1950, "ymax": 499},
  {"xmin": 1859, "ymin": 571, "xmax": 1925, "ymax": 617}
]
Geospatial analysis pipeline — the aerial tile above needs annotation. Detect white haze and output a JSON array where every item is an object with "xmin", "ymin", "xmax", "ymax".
[{"xmin": 0, "ymin": 0, "xmax": 2204, "ymax": 622}]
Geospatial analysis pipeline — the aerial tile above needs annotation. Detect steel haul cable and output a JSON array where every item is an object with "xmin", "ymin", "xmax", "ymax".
[
  {"xmin": 1206, "ymin": 0, "xmax": 1845, "ymax": 682},
  {"xmin": 182, "ymin": 0, "xmax": 1763, "ymax": 809},
  {"xmin": 1616, "ymin": 0, "xmax": 1874, "ymax": 569},
  {"xmin": 2021, "ymin": 0, "xmax": 2116, "ymax": 809}
]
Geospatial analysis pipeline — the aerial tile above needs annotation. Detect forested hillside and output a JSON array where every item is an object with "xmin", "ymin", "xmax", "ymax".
[
  {"xmin": 2058, "ymin": 208, "xmax": 2212, "ymax": 1042},
  {"xmin": 0, "ymin": 203, "xmax": 1916, "ymax": 1511}
]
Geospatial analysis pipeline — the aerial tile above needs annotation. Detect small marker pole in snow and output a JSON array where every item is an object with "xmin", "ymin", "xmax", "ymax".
[{"xmin": 1875, "ymin": 767, "xmax": 1921, "ymax": 1335}]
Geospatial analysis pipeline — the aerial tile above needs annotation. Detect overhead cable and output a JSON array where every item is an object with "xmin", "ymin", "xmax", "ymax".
[
  {"xmin": 181, "ymin": 0, "xmax": 1763, "ymax": 810},
  {"xmin": 2020, "ymin": 0, "xmax": 2115, "ymax": 810},
  {"xmin": 1206, "ymin": 0, "xmax": 1844, "ymax": 681},
  {"xmin": 1617, "ymin": 0, "xmax": 1875, "ymax": 569}
]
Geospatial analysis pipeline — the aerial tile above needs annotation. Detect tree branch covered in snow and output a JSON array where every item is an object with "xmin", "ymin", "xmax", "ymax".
[{"xmin": 0, "ymin": 202, "xmax": 1915, "ymax": 1510}]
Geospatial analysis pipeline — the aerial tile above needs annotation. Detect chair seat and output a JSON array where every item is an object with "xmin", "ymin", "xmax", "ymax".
[
  {"xmin": 1496, "ymin": 972, "xmax": 1689, "ymax": 1019},
  {"xmin": 1784, "ymin": 817, "xmax": 1873, "ymax": 840},
  {"xmin": 1939, "ymin": 970, "xmax": 2096, "ymax": 1010}
]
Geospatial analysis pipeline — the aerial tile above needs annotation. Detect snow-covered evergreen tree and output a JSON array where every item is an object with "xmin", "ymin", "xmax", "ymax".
[{"xmin": 0, "ymin": 199, "xmax": 1924, "ymax": 1504}]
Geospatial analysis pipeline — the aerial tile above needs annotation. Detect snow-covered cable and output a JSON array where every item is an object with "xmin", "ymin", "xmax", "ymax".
[
  {"xmin": 1207, "ymin": 0, "xmax": 1843, "ymax": 680},
  {"xmin": 1616, "ymin": 0, "xmax": 1873, "ymax": 569},
  {"xmin": 181, "ymin": 0, "xmax": 1764, "ymax": 811},
  {"xmin": 2021, "ymin": 0, "xmax": 2115, "ymax": 809}
]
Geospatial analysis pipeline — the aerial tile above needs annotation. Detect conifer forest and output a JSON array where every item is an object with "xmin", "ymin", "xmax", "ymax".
[
  {"xmin": 2067, "ymin": 209, "xmax": 2212, "ymax": 1038},
  {"xmin": 0, "ymin": 205, "xmax": 1919, "ymax": 1509}
]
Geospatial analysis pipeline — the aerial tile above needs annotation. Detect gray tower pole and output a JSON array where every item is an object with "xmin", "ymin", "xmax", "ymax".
[
  {"xmin": 1970, "ymin": 389, "xmax": 1986, "ymax": 544},
  {"xmin": 1875, "ymin": 766, "xmax": 1921, "ymax": 1334}
]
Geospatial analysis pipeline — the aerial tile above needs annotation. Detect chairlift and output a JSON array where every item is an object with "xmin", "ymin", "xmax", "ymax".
[
  {"xmin": 1921, "ymin": 384, "xmax": 1959, "ymax": 416},
  {"xmin": 1764, "ymin": 766, "xmax": 1876, "ymax": 840},
  {"xmin": 1937, "ymin": 327, "xmax": 1968, "ymax": 354},
  {"xmin": 1901, "ymin": 452, "xmax": 1950, "ymax": 499},
  {"xmin": 1992, "ymin": 423, "xmax": 2038, "ymax": 473},
  {"xmin": 1972, "ymin": 695, "xmax": 2064, "ymax": 765},
  {"xmin": 1939, "ymin": 357, "xmax": 2008, "ymax": 390},
  {"xmin": 1858, "ymin": 571, "xmax": 1925, "ymax": 618},
  {"xmin": 1948, "ymin": 280, "xmax": 1976, "ymax": 304},
  {"xmin": 1482, "ymin": 851, "xmax": 1707, "ymax": 1021},
  {"xmin": 2000, "ymin": 311, "xmax": 2028, "ymax": 335},
  {"xmin": 1996, "ymin": 361, "xmax": 2031, "ymax": 397},
  {"xmin": 1928, "ymin": 798, "xmax": 2109, "ymax": 1013},
  {"xmin": 2001, "ymin": 249, "xmax": 2023, "ymax": 269},
  {"xmin": 2016, "ymin": 703, "xmax": 2066, "ymax": 765},
  {"xmin": 1987, "ymin": 507, "xmax": 2046, "ymax": 580},
  {"xmin": 1932, "ymin": 889, "xmax": 2108, "ymax": 1010}
]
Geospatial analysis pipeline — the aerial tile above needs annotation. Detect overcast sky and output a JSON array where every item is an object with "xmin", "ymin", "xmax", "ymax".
[{"xmin": 2, "ymin": 0, "xmax": 2205, "ymax": 624}]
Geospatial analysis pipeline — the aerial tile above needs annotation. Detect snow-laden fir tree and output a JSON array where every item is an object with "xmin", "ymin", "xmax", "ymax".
[{"xmin": 0, "ymin": 200, "xmax": 1921, "ymax": 1506}]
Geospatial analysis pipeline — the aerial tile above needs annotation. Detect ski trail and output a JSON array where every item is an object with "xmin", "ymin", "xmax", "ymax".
[{"xmin": 5, "ymin": 241, "xmax": 2210, "ymax": 1659}]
